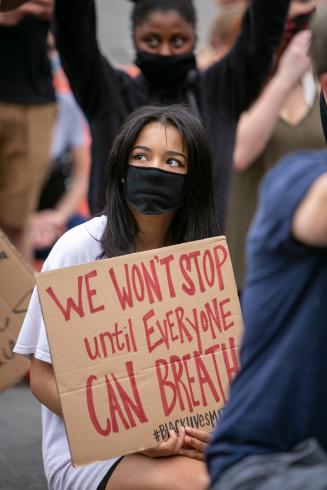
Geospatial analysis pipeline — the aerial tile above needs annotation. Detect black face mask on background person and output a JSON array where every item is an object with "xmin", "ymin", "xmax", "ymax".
[
  {"xmin": 126, "ymin": 165, "xmax": 186, "ymax": 215},
  {"xmin": 320, "ymin": 92, "xmax": 327, "ymax": 145},
  {"xmin": 135, "ymin": 51, "xmax": 196, "ymax": 91}
]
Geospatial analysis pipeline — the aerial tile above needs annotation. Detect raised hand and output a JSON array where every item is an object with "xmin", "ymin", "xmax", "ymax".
[
  {"xmin": 0, "ymin": 0, "xmax": 53, "ymax": 23},
  {"xmin": 276, "ymin": 30, "xmax": 312, "ymax": 89},
  {"xmin": 18, "ymin": 0, "xmax": 53, "ymax": 19}
]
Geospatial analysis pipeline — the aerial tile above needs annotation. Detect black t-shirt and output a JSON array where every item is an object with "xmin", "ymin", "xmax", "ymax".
[
  {"xmin": 55, "ymin": 0, "xmax": 291, "ymax": 228},
  {"xmin": 0, "ymin": 15, "xmax": 55, "ymax": 104}
]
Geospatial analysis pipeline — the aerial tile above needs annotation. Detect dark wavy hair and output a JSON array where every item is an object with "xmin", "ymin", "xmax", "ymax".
[
  {"xmin": 130, "ymin": 0, "xmax": 196, "ymax": 32},
  {"xmin": 101, "ymin": 105, "xmax": 219, "ymax": 258}
]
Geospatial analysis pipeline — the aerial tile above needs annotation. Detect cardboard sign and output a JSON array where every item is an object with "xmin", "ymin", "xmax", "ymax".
[
  {"xmin": 0, "ymin": 231, "xmax": 33, "ymax": 392},
  {"xmin": 36, "ymin": 236, "xmax": 243, "ymax": 466}
]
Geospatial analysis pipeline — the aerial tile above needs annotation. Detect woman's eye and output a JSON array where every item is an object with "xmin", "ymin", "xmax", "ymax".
[
  {"xmin": 167, "ymin": 158, "xmax": 181, "ymax": 167},
  {"xmin": 146, "ymin": 35, "xmax": 159, "ymax": 49},
  {"xmin": 132, "ymin": 153, "xmax": 147, "ymax": 161},
  {"xmin": 171, "ymin": 35, "xmax": 184, "ymax": 48}
]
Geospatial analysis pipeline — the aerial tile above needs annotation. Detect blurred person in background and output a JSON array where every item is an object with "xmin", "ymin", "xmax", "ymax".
[
  {"xmin": 54, "ymin": 0, "xmax": 291, "ymax": 230},
  {"xmin": 226, "ymin": 0, "xmax": 324, "ymax": 292},
  {"xmin": 30, "ymin": 40, "xmax": 91, "ymax": 260},
  {"xmin": 0, "ymin": 0, "xmax": 56, "ymax": 261},
  {"xmin": 206, "ymin": 4, "xmax": 327, "ymax": 489},
  {"xmin": 197, "ymin": 1, "xmax": 247, "ymax": 70}
]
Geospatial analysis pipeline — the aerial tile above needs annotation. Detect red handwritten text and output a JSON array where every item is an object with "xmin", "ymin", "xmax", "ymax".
[{"xmin": 46, "ymin": 269, "xmax": 105, "ymax": 322}]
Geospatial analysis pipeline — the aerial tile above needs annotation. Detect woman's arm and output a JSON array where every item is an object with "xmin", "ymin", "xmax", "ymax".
[
  {"xmin": 53, "ymin": 145, "xmax": 90, "ymax": 224},
  {"xmin": 54, "ymin": 0, "xmax": 122, "ymax": 119},
  {"xmin": 205, "ymin": 0, "xmax": 292, "ymax": 117},
  {"xmin": 30, "ymin": 357, "xmax": 63, "ymax": 418},
  {"xmin": 292, "ymin": 172, "xmax": 327, "ymax": 247},
  {"xmin": 233, "ymin": 30, "xmax": 312, "ymax": 170},
  {"xmin": 0, "ymin": 0, "xmax": 27, "ymax": 11},
  {"xmin": 0, "ymin": 0, "xmax": 52, "ymax": 24},
  {"xmin": 31, "ymin": 142, "xmax": 91, "ymax": 250}
]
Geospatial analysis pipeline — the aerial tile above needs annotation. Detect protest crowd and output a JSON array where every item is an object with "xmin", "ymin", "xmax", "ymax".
[{"xmin": 0, "ymin": 0, "xmax": 327, "ymax": 489}]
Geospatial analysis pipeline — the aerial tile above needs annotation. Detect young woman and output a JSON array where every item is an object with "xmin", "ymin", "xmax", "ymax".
[
  {"xmin": 226, "ymin": 0, "xmax": 326, "ymax": 291},
  {"xmin": 14, "ymin": 105, "xmax": 219, "ymax": 490},
  {"xmin": 54, "ymin": 0, "xmax": 291, "ymax": 229}
]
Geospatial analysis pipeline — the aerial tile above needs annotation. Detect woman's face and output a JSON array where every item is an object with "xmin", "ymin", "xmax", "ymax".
[
  {"xmin": 129, "ymin": 122, "xmax": 188, "ymax": 174},
  {"xmin": 134, "ymin": 10, "xmax": 195, "ymax": 56}
]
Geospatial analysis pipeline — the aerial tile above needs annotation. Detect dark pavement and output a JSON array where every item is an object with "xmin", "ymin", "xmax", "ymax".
[{"xmin": 0, "ymin": 381, "xmax": 46, "ymax": 490}]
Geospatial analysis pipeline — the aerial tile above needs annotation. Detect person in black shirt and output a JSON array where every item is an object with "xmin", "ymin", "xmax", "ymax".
[{"xmin": 54, "ymin": 0, "xmax": 291, "ymax": 228}]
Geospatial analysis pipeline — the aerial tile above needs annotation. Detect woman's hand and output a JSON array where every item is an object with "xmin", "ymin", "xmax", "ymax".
[
  {"xmin": 0, "ymin": 0, "xmax": 53, "ymax": 20},
  {"xmin": 140, "ymin": 427, "xmax": 185, "ymax": 458},
  {"xmin": 178, "ymin": 427, "xmax": 212, "ymax": 461},
  {"xmin": 31, "ymin": 210, "xmax": 66, "ymax": 249},
  {"xmin": 276, "ymin": 30, "xmax": 312, "ymax": 90}
]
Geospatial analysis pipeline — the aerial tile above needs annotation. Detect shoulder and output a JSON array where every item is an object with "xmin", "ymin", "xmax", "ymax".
[
  {"xmin": 44, "ymin": 216, "xmax": 107, "ymax": 271},
  {"xmin": 261, "ymin": 150, "xmax": 327, "ymax": 207},
  {"xmin": 249, "ymin": 150, "xmax": 327, "ymax": 250}
]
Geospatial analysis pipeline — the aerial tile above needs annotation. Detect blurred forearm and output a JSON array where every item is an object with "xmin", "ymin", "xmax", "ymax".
[
  {"xmin": 233, "ymin": 31, "xmax": 312, "ymax": 170},
  {"xmin": 55, "ymin": 146, "xmax": 90, "ymax": 224},
  {"xmin": 0, "ymin": 0, "xmax": 28, "ymax": 11},
  {"xmin": 233, "ymin": 76, "xmax": 292, "ymax": 170}
]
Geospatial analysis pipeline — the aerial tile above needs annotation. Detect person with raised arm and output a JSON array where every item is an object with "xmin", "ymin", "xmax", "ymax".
[{"xmin": 54, "ymin": 0, "xmax": 291, "ymax": 229}]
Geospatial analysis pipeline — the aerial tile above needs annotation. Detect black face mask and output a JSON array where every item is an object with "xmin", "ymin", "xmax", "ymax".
[
  {"xmin": 320, "ymin": 92, "xmax": 327, "ymax": 145},
  {"xmin": 135, "ymin": 51, "xmax": 196, "ymax": 91},
  {"xmin": 126, "ymin": 165, "xmax": 186, "ymax": 215}
]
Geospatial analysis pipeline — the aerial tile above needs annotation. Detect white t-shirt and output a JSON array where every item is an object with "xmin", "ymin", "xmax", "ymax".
[{"xmin": 14, "ymin": 216, "xmax": 119, "ymax": 490}]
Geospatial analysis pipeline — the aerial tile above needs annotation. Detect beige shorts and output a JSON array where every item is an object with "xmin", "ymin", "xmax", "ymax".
[{"xmin": 0, "ymin": 102, "xmax": 57, "ymax": 229}]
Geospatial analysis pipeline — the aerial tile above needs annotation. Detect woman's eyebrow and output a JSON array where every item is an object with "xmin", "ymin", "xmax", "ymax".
[
  {"xmin": 167, "ymin": 150, "xmax": 187, "ymax": 161},
  {"xmin": 132, "ymin": 145, "xmax": 151, "ymax": 152},
  {"xmin": 131, "ymin": 146, "xmax": 187, "ymax": 161}
]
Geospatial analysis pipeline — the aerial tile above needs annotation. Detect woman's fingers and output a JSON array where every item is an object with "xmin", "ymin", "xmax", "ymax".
[
  {"xmin": 185, "ymin": 427, "xmax": 212, "ymax": 443},
  {"xmin": 173, "ymin": 427, "xmax": 185, "ymax": 453},
  {"xmin": 181, "ymin": 427, "xmax": 212, "ymax": 453},
  {"xmin": 159, "ymin": 427, "xmax": 185, "ymax": 455},
  {"xmin": 184, "ymin": 436, "xmax": 208, "ymax": 453}
]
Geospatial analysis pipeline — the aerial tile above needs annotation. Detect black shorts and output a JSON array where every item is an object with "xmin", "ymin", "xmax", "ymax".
[{"xmin": 96, "ymin": 457, "xmax": 124, "ymax": 490}]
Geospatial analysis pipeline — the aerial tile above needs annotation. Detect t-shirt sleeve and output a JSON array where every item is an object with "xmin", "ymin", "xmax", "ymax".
[
  {"xmin": 249, "ymin": 152, "xmax": 327, "ymax": 254},
  {"xmin": 14, "ymin": 233, "xmax": 79, "ymax": 364},
  {"xmin": 13, "ymin": 285, "xmax": 51, "ymax": 363}
]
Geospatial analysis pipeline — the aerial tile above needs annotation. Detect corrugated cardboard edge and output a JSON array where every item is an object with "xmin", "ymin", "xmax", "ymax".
[{"xmin": 0, "ymin": 230, "xmax": 33, "ymax": 392}]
